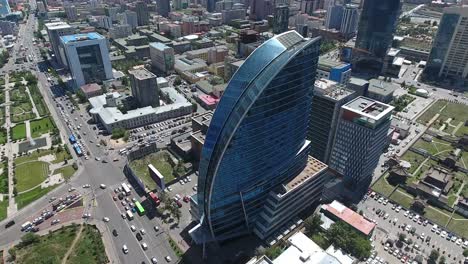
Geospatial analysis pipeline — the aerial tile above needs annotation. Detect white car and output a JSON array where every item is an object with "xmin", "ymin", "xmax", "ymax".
[
  {"xmin": 141, "ymin": 242, "xmax": 148, "ymax": 250},
  {"xmin": 140, "ymin": 229, "xmax": 146, "ymax": 235},
  {"xmin": 151, "ymin": 257, "xmax": 158, "ymax": 264},
  {"xmin": 130, "ymin": 225, "xmax": 136, "ymax": 232},
  {"xmin": 122, "ymin": 245, "xmax": 128, "ymax": 254},
  {"xmin": 441, "ymin": 231, "xmax": 447, "ymax": 238},
  {"xmin": 82, "ymin": 184, "xmax": 91, "ymax": 188},
  {"xmin": 100, "ymin": 184, "xmax": 106, "ymax": 189},
  {"xmin": 103, "ymin": 217, "xmax": 110, "ymax": 222},
  {"xmin": 165, "ymin": 256, "xmax": 172, "ymax": 262}
]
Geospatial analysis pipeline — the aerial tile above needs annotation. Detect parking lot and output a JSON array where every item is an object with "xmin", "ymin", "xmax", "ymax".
[{"xmin": 358, "ymin": 193, "xmax": 466, "ymax": 264}]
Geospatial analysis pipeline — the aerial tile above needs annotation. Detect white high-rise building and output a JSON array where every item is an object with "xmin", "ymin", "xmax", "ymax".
[
  {"xmin": 329, "ymin": 97, "xmax": 393, "ymax": 193},
  {"xmin": 340, "ymin": 4, "xmax": 359, "ymax": 38},
  {"xmin": 424, "ymin": 6, "xmax": 468, "ymax": 81},
  {"xmin": 45, "ymin": 22, "xmax": 75, "ymax": 67},
  {"xmin": 60, "ymin": 33, "xmax": 113, "ymax": 89}
]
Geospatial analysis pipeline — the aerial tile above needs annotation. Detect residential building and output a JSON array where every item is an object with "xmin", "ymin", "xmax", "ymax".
[
  {"xmin": 340, "ymin": 4, "xmax": 359, "ymax": 38},
  {"xmin": 158, "ymin": 0, "xmax": 170, "ymax": 17},
  {"xmin": 149, "ymin": 42, "xmax": 175, "ymax": 74},
  {"xmin": 355, "ymin": 0, "xmax": 401, "ymax": 59},
  {"xmin": 64, "ymin": 5, "xmax": 78, "ymax": 21},
  {"xmin": 136, "ymin": 1, "xmax": 149, "ymax": 26},
  {"xmin": 273, "ymin": 4, "xmax": 289, "ymax": 34},
  {"xmin": 60, "ymin": 32, "xmax": 113, "ymax": 88},
  {"xmin": 329, "ymin": 97, "xmax": 393, "ymax": 193},
  {"xmin": 0, "ymin": 0, "xmax": 11, "ymax": 16},
  {"xmin": 249, "ymin": 0, "xmax": 273, "ymax": 21},
  {"xmin": 424, "ymin": 6, "xmax": 468, "ymax": 82},
  {"xmin": 308, "ymin": 79, "xmax": 355, "ymax": 164},
  {"xmin": 325, "ymin": 4, "xmax": 343, "ymax": 30},
  {"xmin": 129, "ymin": 68, "xmax": 159, "ymax": 107},
  {"xmin": 109, "ymin": 24, "xmax": 132, "ymax": 39},
  {"xmin": 45, "ymin": 22, "xmax": 75, "ymax": 67},
  {"xmin": 222, "ymin": 8, "xmax": 245, "ymax": 24},
  {"xmin": 96, "ymin": 16, "xmax": 112, "ymax": 29},
  {"xmin": 124, "ymin": 10, "xmax": 138, "ymax": 29},
  {"xmin": 191, "ymin": 31, "xmax": 321, "ymax": 243},
  {"xmin": 207, "ymin": 0, "xmax": 216, "ymax": 12}
]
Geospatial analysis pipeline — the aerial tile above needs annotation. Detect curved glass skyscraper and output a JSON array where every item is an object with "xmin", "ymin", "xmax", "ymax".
[{"xmin": 197, "ymin": 31, "xmax": 321, "ymax": 241}]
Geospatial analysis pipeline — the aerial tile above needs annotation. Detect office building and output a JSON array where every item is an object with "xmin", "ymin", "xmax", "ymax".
[
  {"xmin": 158, "ymin": 0, "xmax": 170, "ymax": 17},
  {"xmin": 340, "ymin": 4, "xmax": 359, "ymax": 38},
  {"xmin": 45, "ymin": 22, "xmax": 75, "ymax": 67},
  {"xmin": 367, "ymin": 78, "xmax": 398, "ymax": 104},
  {"xmin": 424, "ymin": 6, "xmax": 468, "ymax": 82},
  {"xmin": 273, "ymin": 4, "xmax": 289, "ymax": 34},
  {"xmin": 249, "ymin": 0, "xmax": 273, "ymax": 21},
  {"xmin": 325, "ymin": 4, "xmax": 343, "ymax": 30},
  {"xmin": 347, "ymin": 77, "xmax": 369, "ymax": 96},
  {"xmin": 300, "ymin": 0, "xmax": 320, "ymax": 15},
  {"xmin": 355, "ymin": 0, "xmax": 401, "ymax": 59},
  {"xmin": 308, "ymin": 79, "xmax": 355, "ymax": 164},
  {"xmin": 329, "ymin": 97, "xmax": 393, "ymax": 193},
  {"xmin": 129, "ymin": 68, "xmax": 159, "ymax": 108},
  {"xmin": 0, "ymin": 0, "xmax": 11, "ymax": 16},
  {"xmin": 136, "ymin": 1, "xmax": 149, "ymax": 26},
  {"xmin": 60, "ymin": 33, "xmax": 113, "ymax": 88},
  {"xmin": 124, "ymin": 10, "xmax": 138, "ymax": 29},
  {"xmin": 150, "ymin": 42, "xmax": 175, "ymax": 74},
  {"xmin": 192, "ymin": 31, "xmax": 321, "ymax": 242},
  {"xmin": 64, "ymin": 5, "xmax": 78, "ymax": 21},
  {"xmin": 316, "ymin": 58, "xmax": 351, "ymax": 84}
]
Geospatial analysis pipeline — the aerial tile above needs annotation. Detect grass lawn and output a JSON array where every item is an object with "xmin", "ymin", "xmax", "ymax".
[
  {"xmin": 67, "ymin": 225, "xmax": 108, "ymax": 264},
  {"xmin": 129, "ymin": 151, "xmax": 179, "ymax": 189},
  {"xmin": 310, "ymin": 233, "xmax": 331, "ymax": 249},
  {"xmin": 400, "ymin": 151, "xmax": 426, "ymax": 174},
  {"xmin": 11, "ymin": 111, "xmax": 35, "ymax": 123},
  {"xmin": 0, "ymin": 198, "xmax": 8, "ymax": 221},
  {"xmin": 389, "ymin": 188, "xmax": 414, "ymax": 208},
  {"xmin": 371, "ymin": 174, "xmax": 396, "ymax": 196},
  {"xmin": 15, "ymin": 161, "xmax": 49, "ymax": 192},
  {"xmin": 417, "ymin": 100, "xmax": 446, "ymax": 125},
  {"xmin": 53, "ymin": 165, "xmax": 76, "ymax": 180},
  {"xmin": 15, "ymin": 148, "xmax": 71, "ymax": 164},
  {"xmin": 0, "ymin": 128, "xmax": 7, "ymax": 144},
  {"xmin": 423, "ymin": 206, "xmax": 450, "ymax": 226},
  {"xmin": 417, "ymin": 100, "xmax": 468, "ymax": 130},
  {"xmin": 16, "ymin": 185, "xmax": 57, "ymax": 209},
  {"xmin": 11, "ymin": 123, "xmax": 26, "ymax": 140},
  {"xmin": 30, "ymin": 117, "xmax": 55, "ymax": 138},
  {"xmin": 448, "ymin": 217, "xmax": 468, "ymax": 238},
  {"xmin": 14, "ymin": 225, "xmax": 79, "ymax": 264},
  {"xmin": 413, "ymin": 138, "xmax": 454, "ymax": 156}
]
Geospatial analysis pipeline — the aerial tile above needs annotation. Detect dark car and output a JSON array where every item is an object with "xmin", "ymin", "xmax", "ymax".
[
  {"xmin": 136, "ymin": 233, "xmax": 143, "ymax": 241},
  {"xmin": 5, "ymin": 220, "xmax": 15, "ymax": 229},
  {"xmin": 112, "ymin": 229, "xmax": 118, "ymax": 237},
  {"xmin": 31, "ymin": 227, "xmax": 40, "ymax": 232}
]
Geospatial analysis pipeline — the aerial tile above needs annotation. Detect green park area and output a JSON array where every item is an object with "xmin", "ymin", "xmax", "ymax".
[
  {"xmin": 16, "ymin": 185, "xmax": 56, "ymax": 209},
  {"xmin": 0, "ymin": 198, "xmax": 8, "ymax": 221},
  {"xmin": 129, "ymin": 150, "xmax": 188, "ymax": 190},
  {"xmin": 15, "ymin": 147, "xmax": 72, "ymax": 164},
  {"xmin": 10, "ymin": 224, "xmax": 107, "ymax": 264},
  {"xmin": 53, "ymin": 165, "xmax": 77, "ymax": 180},
  {"xmin": 389, "ymin": 188, "xmax": 415, "ymax": 209},
  {"xmin": 0, "ymin": 162, "xmax": 8, "ymax": 194},
  {"xmin": 0, "ymin": 127, "xmax": 7, "ymax": 144},
  {"xmin": 11, "ymin": 123, "xmax": 26, "ymax": 140},
  {"xmin": 447, "ymin": 213, "xmax": 468, "ymax": 238},
  {"xmin": 15, "ymin": 161, "xmax": 49, "ymax": 192},
  {"xmin": 413, "ymin": 137, "xmax": 454, "ymax": 156},
  {"xmin": 417, "ymin": 100, "xmax": 468, "ymax": 136},
  {"xmin": 423, "ymin": 206, "xmax": 451, "ymax": 227},
  {"xmin": 67, "ymin": 225, "xmax": 108, "ymax": 264},
  {"xmin": 400, "ymin": 150, "xmax": 427, "ymax": 174},
  {"xmin": 30, "ymin": 117, "xmax": 56, "ymax": 138},
  {"xmin": 0, "ymin": 107, "xmax": 5, "ymax": 126},
  {"xmin": 371, "ymin": 174, "xmax": 396, "ymax": 196}
]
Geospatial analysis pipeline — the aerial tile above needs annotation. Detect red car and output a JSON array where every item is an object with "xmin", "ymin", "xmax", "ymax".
[
  {"xmin": 176, "ymin": 200, "xmax": 182, "ymax": 208},
  {"xmin": 183, "ymin": 196, "xmax": 190, "ymax": 203}
]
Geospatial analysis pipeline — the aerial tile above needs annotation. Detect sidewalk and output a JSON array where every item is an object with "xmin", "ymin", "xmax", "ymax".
[{"xmin": 4, "ymin": 74, "xmax": 17, "ymax": 216}]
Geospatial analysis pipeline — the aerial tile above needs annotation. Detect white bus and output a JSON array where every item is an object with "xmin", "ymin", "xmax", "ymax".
[
  {"xmin": 126, "ymin": 210, "xmax": 134, "ymax": 220},
  {"xmin": 121, "ymin": 183, "xmax": 131, "ymax": 195}
]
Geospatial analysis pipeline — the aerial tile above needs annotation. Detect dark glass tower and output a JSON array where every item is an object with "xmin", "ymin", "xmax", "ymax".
[
  {"xmin": 355, "ymin": 0, "xmax": 401, "ymax": 59},
  {"xmin": 197, "ymin": 31, "xmax": 321, "ymax": 241}
]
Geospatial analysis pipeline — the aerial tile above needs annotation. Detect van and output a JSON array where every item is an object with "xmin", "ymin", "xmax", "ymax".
[
  {"xmin": 126, "ymin": 210, "xmax": 134, "ymax": 220},
  {"xmin": 21, "ymin": 221, "xmax": 32, "ymax": 231}
]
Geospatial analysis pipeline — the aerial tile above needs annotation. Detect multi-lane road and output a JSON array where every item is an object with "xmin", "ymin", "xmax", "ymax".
[{"xmin": 0, "ymin": 10, "xmax": 179, "ymax": 264}]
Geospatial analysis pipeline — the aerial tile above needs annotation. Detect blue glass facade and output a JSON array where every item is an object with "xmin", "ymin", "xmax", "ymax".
[
  {"xmin": 198, "ymin": 31, "xmax": 321, "ymax": 241},
  {"xmin": 355, "ymin": 0, "xmax": 401, "ymax": 59}
]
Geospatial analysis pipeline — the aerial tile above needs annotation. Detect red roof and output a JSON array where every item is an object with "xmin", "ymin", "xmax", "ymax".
[
  {"xmin": 199, "ymin": 94, "xmax": 219, "ymax": 106},
  {"xmin": 322, "ymin": 201, "xmax": 376, "ymax": 236}
]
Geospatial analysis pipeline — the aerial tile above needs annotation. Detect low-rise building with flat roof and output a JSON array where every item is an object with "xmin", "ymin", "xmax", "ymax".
[
  {"xmin": 367, "ymin": 79, "xmax": 398, "ymax": 104},
  {"xmin": 80, "ymin": 83, "xmax": 103, "ymax": 99}
]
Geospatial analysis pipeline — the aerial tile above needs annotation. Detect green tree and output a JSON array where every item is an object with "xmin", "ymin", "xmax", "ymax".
[
  {"xmin": 304, "ymin": 214, "xmax": 323, "ymax": 235},
  {"xmin": 438, "ymin": 256, "xmax": 445, "ymax": 264},
  {"xmin": 428, "ymin": 250, "xmax": 439, "ymax": 264},
  {"xmin": 398, "ymin": 233, "xmax": 406, "ymax": 241},
  {"xmin": 76, "ymin": 89, "xmax": 87, "ymax": 103},
  {"xmin": 174, "ymin": 76, "xmax": 182, "ymax": 86},
  {"xmin": 191, "ymin": 101, "xmax": 198, "ymax": 112},
  {"xmin": 20, "ymin": 233, "xmax": 40, "ymax": 247},
  {"xmin": 265, "ymin": 245, "xmax": 283, "ymax": 260},
  {"xmin": 326, "ymin": 221, "xmax": 371, "ymax": 260},
  {"xmin": 464, "ymin": 249, "xmax": 468, "ymax": 257},
  {"xmin": 111, "ymin": 128, "xmax": 126, "ymax": 139}
]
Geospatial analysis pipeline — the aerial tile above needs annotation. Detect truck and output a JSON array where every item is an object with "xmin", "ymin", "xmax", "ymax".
[
  {"xmin": 126, "ymin": 210, "xmax": 134, "ymax": 220},
  {"xmin": 148, "ymin": 192, "xmax": 160, "ymax": 206}
]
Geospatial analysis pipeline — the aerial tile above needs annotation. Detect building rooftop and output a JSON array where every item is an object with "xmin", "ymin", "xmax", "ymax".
[
  {"xmin": 283, "ymin": 156, "xmax": 328, "ymax": 192},
  {"xmin": 150, "ymin": 42, "xmax": 171, "ymax": 50},
  {"xmin": 322, "ymin": 200, "xmax": 376, "ymax": 236},
  {"xmin": 45, "ymin": 21, "xmax": 71, "ymax": 30},
  {"xmin": 424, "ymin": 167, "xmax": 452, "ymax": 184},
  {"xmin": 318, "ymin": 58, "xmax": 350, "ymax": 71},
  {"xmin": 61, "ymin": 32, "xmax": 104, "ymax": 44},
  {"xmin": 191, "ymin": 130, "xmax": 206, "ymax": 144},
  {"xmin": 80, "ymin": 83, "xmax": 101, "ymax": 93},
  {"xmin": 128, "ymin": 68, "xmax": 157, "ymax": 80},
  {"xmin": 344, "ymin": 96, "xmax": 393, "ymax": 120},
  {"xmin": 348, "ymin": 77, "xmax": 369, "ymax": 87},
  {"xmin": 368, "ymin": 79, "xmax": 398, "ymax": 97},
  {"xmin": 174, "ymin": 56, "xmax": 207, "ymax": 72},
  {"xmin": 314, "ymin": 79, "xmax": 355, "ymax": 101}
]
